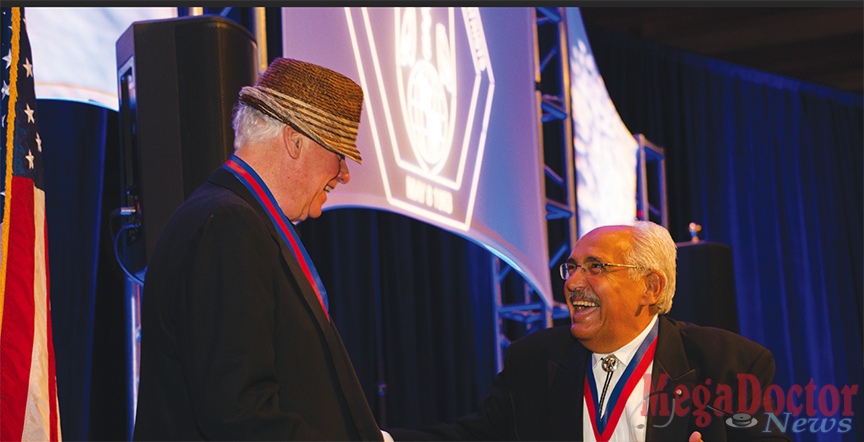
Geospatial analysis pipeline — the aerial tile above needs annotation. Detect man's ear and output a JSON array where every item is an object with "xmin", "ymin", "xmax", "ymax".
[
  {"xmin": 642, "ymin": 270, "xmax": 666, "ymax": 306},
  {"xmin": 283, "ymin": 125, "xmax": 303, "ymax": 160}
]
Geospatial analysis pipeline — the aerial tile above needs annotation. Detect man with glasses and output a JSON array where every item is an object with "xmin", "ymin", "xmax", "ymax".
[
  {"xmin": 388, "ymin": 221, "xmax": 789, "ymax": 442},
  {"xmin": 134, "ymin": 58, "xmax": 383, "ymax": 441}
]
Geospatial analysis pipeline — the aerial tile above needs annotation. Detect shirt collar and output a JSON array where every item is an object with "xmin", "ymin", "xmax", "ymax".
[{"xmin": 591, "ymin": 314, "xmax": 659, "ymax": 371}]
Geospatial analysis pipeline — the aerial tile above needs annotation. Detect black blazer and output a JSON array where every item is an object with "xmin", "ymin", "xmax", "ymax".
[
  {"xmin": 134, "ymin": 168, "xmax": 382, "ymax": 441},
  {"xmin": 388, "ymin": 316, "xmax": 791, "ymax": 441}
]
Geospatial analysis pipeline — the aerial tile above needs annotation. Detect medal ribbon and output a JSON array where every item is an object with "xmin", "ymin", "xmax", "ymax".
[
  {"xmin": 223, "ymin": 155, "xmax": 330, "ymax": 321},
  {"xmin": 584, "ymin": 319, "xmax": 659, "ymax": 441}
]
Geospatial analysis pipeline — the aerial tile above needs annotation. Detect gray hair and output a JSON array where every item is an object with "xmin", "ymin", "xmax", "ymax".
[
  {"xmin": 620, "ymin": 221, "xmax": 677, "ymax": 314},
  {"xmin": 232, "ymin": 102, "xmax": 286, "ymax": 150}
]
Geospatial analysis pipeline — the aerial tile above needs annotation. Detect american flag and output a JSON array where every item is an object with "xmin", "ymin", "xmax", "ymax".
[{"xmin": 1, "ymin": 7, "xmax": 62, "ymax": 441}]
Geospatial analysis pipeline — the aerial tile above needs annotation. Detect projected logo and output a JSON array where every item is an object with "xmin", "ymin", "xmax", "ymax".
[{"xmin": 346, "ymin": 7, "xmax": 494, "ymax": 231}]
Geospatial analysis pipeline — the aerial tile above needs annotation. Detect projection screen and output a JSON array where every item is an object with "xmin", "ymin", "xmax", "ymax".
[
  {"xmin": 281, "ymin": 7, "xmax": 554, "ymax": 303},
  {"xmin": 26, "ymin": 7, "xmax": 177, "ymax": 109}
]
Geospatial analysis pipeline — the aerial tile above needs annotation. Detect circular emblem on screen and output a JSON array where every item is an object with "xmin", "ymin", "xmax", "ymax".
[
  {"xmin": 396, "ymin": 7, "xmax": 457, "ymax": 175},
  {"xmin": 405, "ymin": 60, "xmax": 449, "ymax": 167}
]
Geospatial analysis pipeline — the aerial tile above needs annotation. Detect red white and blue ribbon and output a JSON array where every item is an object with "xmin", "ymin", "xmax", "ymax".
[
  {"xmin": 223, "ymin": 154, "xmax": 330, "ymax": 321},
  {"xmin": 585, "ymin": 319, "xmax": 659, "ymax": 441}
]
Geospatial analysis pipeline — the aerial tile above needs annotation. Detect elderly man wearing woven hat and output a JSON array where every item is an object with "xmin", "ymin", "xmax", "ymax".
[{"xmin": 134, "ymin": 58, "xmax": 384, "ymax": 441}]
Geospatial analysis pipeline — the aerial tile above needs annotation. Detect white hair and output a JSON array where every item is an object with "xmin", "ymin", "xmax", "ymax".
[
  {"xmin": 231, "ymin": 102, "xmax": 286, "ymax": 150},
  {"xmin": 620, "ymin": 220, "xmax": 677, "ymax": 314}
]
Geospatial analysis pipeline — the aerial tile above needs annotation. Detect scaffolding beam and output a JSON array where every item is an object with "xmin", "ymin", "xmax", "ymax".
[
  {"xmin": 492, "ymin": 7, "xmax": 576, "ymax": 373},
  {"xmin": 635, "ymin": 133, "xmax": 668, "ymax": 228}
]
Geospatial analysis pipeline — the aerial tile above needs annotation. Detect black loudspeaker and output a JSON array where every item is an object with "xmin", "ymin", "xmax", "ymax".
[
  {"xmin": 115, "ymin": 15, "xmax": 257, "ymax": 264},
  {"xmin": 671, "ymin": 241, "xmax": 740, "ymax": 334}
]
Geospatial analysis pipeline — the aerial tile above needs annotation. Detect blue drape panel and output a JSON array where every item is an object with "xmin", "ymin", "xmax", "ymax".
[
  {"xmin": 296, "ymin": 208, "xmax": 495, "ymax": 429},
  {"xmin": 585, "ymin": 27, "xmax": 863, "ymax": 441},
  {"xmin": 39, "ymin": 99, "xmax": 107, "ymax": 442}
]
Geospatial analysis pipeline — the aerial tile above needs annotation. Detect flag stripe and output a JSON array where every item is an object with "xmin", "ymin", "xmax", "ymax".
[
  {"xmin": 23, "ymin": 186, "xmax": 50, "ymax": 441},
  {"xmin": 0, "ymin": 177, "xmax": 36, "ymax": 441}
]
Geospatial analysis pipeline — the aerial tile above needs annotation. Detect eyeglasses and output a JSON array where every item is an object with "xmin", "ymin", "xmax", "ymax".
[{"xmin": 559, "ymin": 261, "xmax": 651, "ymax": 279}]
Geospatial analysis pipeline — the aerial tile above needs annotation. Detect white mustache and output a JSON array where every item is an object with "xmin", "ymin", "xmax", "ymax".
[{"xmin": 568, "ymin": 288, "xmax": 600, "ymax": 305}]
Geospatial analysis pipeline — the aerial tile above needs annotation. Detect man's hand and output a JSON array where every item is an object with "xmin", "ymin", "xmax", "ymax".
[{"xmin": 689, "ymin": 431, "xmax": 703, "ymax": 442}]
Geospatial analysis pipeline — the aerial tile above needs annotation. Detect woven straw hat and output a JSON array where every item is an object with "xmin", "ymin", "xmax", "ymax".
[{"xmin": 239, "ymin": 58, "xmax": 364, "ymax": 163}]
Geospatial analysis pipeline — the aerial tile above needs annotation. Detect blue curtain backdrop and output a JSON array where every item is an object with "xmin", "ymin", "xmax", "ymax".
[
  {"xmin": 584, "ymin": 26, "xmax": 863, "ymax": 442},
  {"xmin": 294, "ymin": 208, "xmax": 496, "ymax": 430},
  {"xmin": 39, "ymin": 99, "xmax": 107, "ymax": 442}
]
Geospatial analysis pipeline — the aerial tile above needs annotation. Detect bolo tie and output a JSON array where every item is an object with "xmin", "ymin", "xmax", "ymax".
[{"xmin": 598, "ymin": 354, "xmax": 619, "ymax": 417}]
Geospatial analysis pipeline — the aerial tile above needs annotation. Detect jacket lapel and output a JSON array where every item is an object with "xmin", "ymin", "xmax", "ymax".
[
  {"xmin": 210, "ymin": 168, "xmax": 381, "ymax": 440},
  {"xmin": 548, "ymin": 343, "xmax": 590, "ymax": 441},
  {"xmin": 646, "ymin": 316, "xmax": 698, "ymax": 442},
  {"xmin": 209, "ymin": 169, "xmax": 333, "ymax": 329}
]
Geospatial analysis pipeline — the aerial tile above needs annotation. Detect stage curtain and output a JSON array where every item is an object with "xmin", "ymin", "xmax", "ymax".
[
  {"xmin": 295, "ymin": 208, "xmax": 496, "ymax": 429},
  {"xmin": 38, "ymin": 99, "xmax": 108, "ymax": 441},
  {"xmin": 585, "ymin": 26, "xmax": 863, "ymax": 442},
  {"xmin": 40, "ymin": 100, "xmax": 128, "ymax": 441}
]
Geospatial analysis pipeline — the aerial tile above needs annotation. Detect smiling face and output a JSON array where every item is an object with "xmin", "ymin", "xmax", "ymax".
[
  {"xmin": 565, "ymin": 225, "xmax": 658, "ymax": 353},
  {"xmin": 289, "ymin": 137, "xmax": 350, "ymax": 222}
]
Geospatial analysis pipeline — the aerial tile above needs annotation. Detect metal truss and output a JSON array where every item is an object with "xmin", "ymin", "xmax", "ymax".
[
  {"xmin": 635, "ymin": 133, "xmax": 668, "ymax": 228},
  {"xmin": 492, "ymin": 7, "xmax": 577, "ymax": 373}
]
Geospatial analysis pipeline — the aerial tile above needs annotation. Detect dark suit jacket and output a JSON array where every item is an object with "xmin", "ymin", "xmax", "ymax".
[
  {"xmin": 133, "ymin": 168, "xmax": 382, "ymax": 441},
  {"xmin": 388, "ymin": 316, "xmax": 791, "ymax": 441}
]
